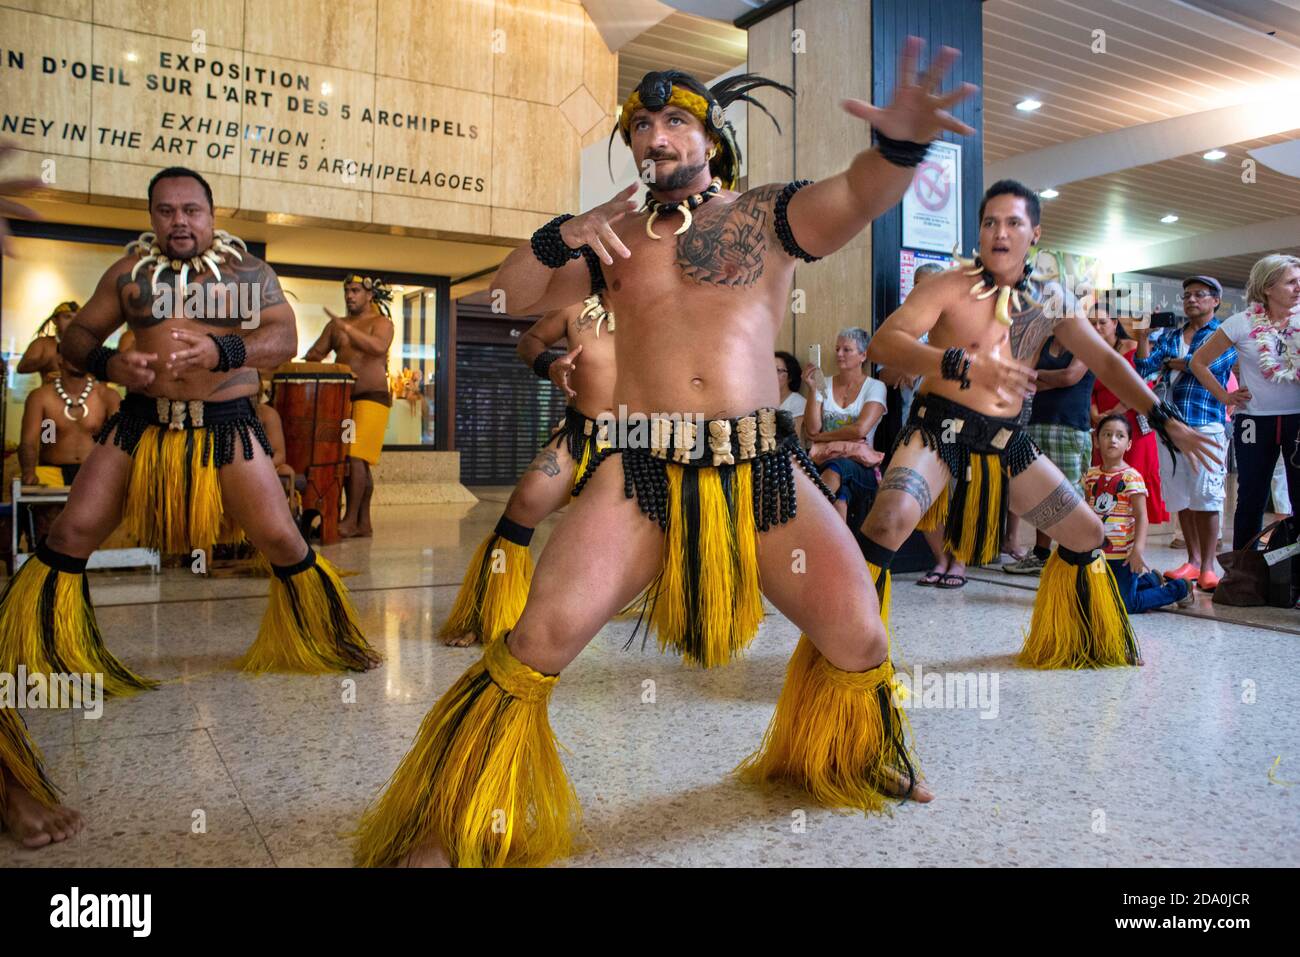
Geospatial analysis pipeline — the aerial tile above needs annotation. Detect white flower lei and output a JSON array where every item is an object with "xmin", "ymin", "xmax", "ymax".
[{"xmin": 1249, "ymin": 303, "xmax": 1300, "ymax": 383}]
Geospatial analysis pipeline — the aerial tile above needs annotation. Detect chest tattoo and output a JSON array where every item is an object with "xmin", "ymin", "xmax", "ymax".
[{"xmin": 673, "ymin": 185, "xmax": 780, "ymax": 288}]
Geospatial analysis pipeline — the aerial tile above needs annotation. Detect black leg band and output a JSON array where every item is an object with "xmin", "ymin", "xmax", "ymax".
[
  {"xmin": 861, "ymin": 536, "xmax": 898, "ymax": 570},
  {"xmin": 35, "ymin": 543, "xmax": 89, "ymax": 574},
  {"xmin": 272, "ymin": 546, "xmax": 317, "ymax": 580},
  {"xmin": 494, "ymin": 516, "xmax": 535, "ymax": 547},
  {"xmin": 1056, "ymin": 543, "xmax": 1105, "ymax": 567}
]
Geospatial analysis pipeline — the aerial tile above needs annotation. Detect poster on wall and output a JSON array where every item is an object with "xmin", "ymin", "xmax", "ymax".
[
  {"xmin": 902, "ymin": 140, "xmax": 961, "ymax": 254},
  {"xmin": 900, "ymin": 249, "xmax": 952, "ymax": 302}
]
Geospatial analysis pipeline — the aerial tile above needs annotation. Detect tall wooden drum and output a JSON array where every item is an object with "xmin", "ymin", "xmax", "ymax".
[{"xmin": 271, "ymin": 362, "xmax": 355, "ymax": 545}]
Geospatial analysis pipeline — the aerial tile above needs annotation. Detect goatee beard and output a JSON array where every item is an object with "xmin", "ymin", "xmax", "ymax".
[{"xmin": 660, "ymin": 160, "xmax": 708, "ymax": 192}]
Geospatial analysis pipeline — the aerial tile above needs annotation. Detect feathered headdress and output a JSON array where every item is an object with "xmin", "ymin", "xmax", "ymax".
[
  {"xmin": 342, "ymin": 274, "xmax": 393, "ymax": 317},
  {"xmin": 611, "ymin": 70, "xmax": 795, "ymax": 191}
]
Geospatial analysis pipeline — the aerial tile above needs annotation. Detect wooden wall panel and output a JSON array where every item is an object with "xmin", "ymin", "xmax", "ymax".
[{"xmin": 379, "ymin": 0, "xmax": 495, "ymax": 95}]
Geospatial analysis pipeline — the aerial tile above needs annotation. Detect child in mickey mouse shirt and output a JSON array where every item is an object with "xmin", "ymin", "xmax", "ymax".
[{"xmin": 1085, "ymin": 413, "xmax": 1195, "ymax": 613}]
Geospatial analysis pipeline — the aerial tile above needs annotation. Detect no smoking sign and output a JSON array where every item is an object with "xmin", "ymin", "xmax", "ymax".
[{"xmin": 913, "ymin": 160, "xmax": 951, "ymax": 212}]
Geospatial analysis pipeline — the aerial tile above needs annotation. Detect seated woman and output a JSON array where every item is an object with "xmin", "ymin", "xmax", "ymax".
[{"xmin": 805, "ymin": 328, "xmax": 887, "ymax": 529}]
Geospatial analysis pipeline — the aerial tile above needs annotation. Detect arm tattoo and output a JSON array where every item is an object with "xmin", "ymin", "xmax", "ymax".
[
  {"xmin": 1021, "ymin": 478, "xmax": 1082, "ymax": 530},
  {"xmin": 880, "ymin": 466, "xmax": 933, "ymax": 513},
  {"xmin": 255, "ymin": 263, "xmax": 287, "ymax": 307},
  {"xmin": 674, "ymin": 184, "xmax": 780, "ymax": 288}
]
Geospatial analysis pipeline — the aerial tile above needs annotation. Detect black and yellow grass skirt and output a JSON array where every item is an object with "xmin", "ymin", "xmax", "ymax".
[
  {"xmin": 897, "ymin": 393, "xmax": 1040, "ymax": 566},
  {"xmin": 0, "ymin": 705, "xmax": 59, "ymax": 814},
  {"xmin": 547, "ymin": 406, "xmax": 610, "ymax": 498},
  {"xmin": 572, "ymin": 407, "xmax": 832, "ymax": 668},
  {"xmin": 97, "ymin": 393, "xmax": 273, "ymax": 554},
  {"xmin": 0, "ymin": 544, "xmax": 157, "ymax": 696},
  {"xmin": 437, "ymin": 408, "xmax": 608, "ymax": 647}
]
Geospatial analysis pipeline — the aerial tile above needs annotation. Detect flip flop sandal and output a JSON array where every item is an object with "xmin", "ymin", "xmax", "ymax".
[
  {"xmin": 917, "ymin": 571, "xmax": 944, "ymax": 586},
  {"xmin": 935, "ymin": 573, "xmax": 967, "ymax": 589}
]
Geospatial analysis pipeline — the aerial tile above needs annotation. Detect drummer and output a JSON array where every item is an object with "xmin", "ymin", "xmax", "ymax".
[{"xmin": 304, "ymin": 275, "xmax": 395, "ymax": 538}]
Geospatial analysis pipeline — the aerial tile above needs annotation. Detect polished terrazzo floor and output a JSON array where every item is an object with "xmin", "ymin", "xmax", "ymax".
[{"xmin": 4, "ymin": 489, "xmax": 1297, "ymax": 867}]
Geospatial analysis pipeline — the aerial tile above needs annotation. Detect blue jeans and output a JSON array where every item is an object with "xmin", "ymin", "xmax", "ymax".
[{"xmin": 1108, "ymin": 558, "xmax": 1189, "ymax": 613}]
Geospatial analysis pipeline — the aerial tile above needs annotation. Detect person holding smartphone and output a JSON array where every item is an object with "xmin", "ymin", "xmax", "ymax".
[{"xmin": 1132, "ymin": 275, "xmax": 1235, "ymax": 591}]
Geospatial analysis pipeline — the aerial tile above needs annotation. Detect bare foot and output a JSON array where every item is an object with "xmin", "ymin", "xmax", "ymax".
[
  {"xmin": 338, "ymin": 524, "xmax": 362, "ymax": 539},
  {"xmin": 357, "ymin": 525, "xmax": 373, "ymax": 538},
  {"xmin": 1, "ymin": 775, "xmax": 84, "ymax": 848},
  {"xmin": 397, "ymin": 838, "xmax": 451, "ymax": 867},
  {"xmin": 441, "ymin": 630, "xmax": 480, "ymax": 648},
  {"xmin": 880, "ymin": 768, "xmax": 934, "ymax": 803}
]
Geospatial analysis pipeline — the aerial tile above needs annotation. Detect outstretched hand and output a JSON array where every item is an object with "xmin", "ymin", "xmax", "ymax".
[
  {"xmin": 842, "ymin": 36, "xmax": 978, "ymax": 143},
  {"xmin": 0, "ymin": 143, "xmax": 43, "ymax": 258}
]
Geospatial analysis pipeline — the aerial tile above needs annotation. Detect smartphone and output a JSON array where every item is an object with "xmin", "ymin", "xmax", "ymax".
[
  {"xmin": 808, "ymin": 343, "xmax": 821, "ymax": 369},
  {"xmin": 1150, "ymin": 311, "xmax": 1178, "ymax": 328}
]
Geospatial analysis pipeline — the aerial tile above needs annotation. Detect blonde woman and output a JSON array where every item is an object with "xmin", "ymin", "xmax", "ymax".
[{"xmin": 1191, "ymin": 254, "xmax": 1300, "ymax": 550}]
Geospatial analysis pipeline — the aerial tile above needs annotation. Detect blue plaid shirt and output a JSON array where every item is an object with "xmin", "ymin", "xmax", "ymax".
[{"xmin": 1134, "ymin": 319, "xmax": 1236, "ymax": 427}]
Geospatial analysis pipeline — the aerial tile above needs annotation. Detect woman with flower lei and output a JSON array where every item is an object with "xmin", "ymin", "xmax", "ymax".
[{"xmin": 1191, "ymin": 254, "xmax": 1300, "ymax": 550}]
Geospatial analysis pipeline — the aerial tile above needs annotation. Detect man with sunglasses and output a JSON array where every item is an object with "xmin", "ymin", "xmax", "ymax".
[{"xmin": 1131, "ymin": 276, "xmax": 1235, "ymax": 590}]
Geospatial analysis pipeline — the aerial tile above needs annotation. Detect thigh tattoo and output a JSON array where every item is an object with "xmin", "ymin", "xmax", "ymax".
[
  {"xmin": 1022, "ymin": 479, "xmax": 1081, "ymax": 529},
  {"xmin": 880, "ymin": 466, "xmax": 933, "ymax": 513},
  {"xmin": 526, "ymin": 449, "xmax": 562, "ymax": 478}
]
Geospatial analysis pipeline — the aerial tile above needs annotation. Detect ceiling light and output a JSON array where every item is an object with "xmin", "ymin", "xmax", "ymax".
[
  {"xmin": 1016, "ymin": 99, "xmax": 1042, "ymax": 112},
  {"xmin": 1040, "ymin": 188, "xmax": 1059, "ymax": 198},
  {"xmin": 1161, "ymin": 214, "xmax": 1179, "ymax": 223},
  {"xmin": 1203, "ymin": 149, "xmax": 1226, "ymax": 160}
]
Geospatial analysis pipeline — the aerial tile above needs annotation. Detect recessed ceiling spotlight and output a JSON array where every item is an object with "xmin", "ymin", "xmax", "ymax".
[
  {"xmin": 1040, "ymin": 188, "xmax": 1059, "ymax": 198},
  {"xmin": 1203, "ymin": 149, "xmax": 1226, "ymax": 160},
  {"xmin": 1161, "ymin": 214, "xmax": 1179, "ymax": 223},
  {"xmin": 1016, "ymin": 98, "xmax": 1042, "ymax": 112}
]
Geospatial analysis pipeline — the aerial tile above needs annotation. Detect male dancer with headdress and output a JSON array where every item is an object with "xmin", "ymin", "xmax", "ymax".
[
  {"xmin": 305, "ymin": 275, "xmax": 395, "ymax": 538},
  {"xmin": 0, "ymin": 153, "xmax": 85, "ymax": 848},
  {"xmin": 0, "ymin": 166, "xmax": 380, "ymax": 689},
  {"xmin": 439, "ymin": 294, "xmax": 616, "ymax": 647},
  {"xmin": 356, "ymin": 39, "xmax": 977, "ymax": 868},
  {"xmin": 859, "ymin": 179, "xmax": 1218, "ymax": 668},
  {"xmin": 18, "ymin": 300, "xmax": 80, "ymax": 382}
]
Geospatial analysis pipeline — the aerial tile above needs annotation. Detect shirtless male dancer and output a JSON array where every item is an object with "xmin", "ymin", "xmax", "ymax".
[
  {"xmin": 0, "ymin": 153, "xmax": 85, "ymax": 848},
  {"xmin": 859, "ymin": 178, "xmax": 1217, "ymax": 668},
  {"xmin": 439, "ymin": 295, "xmax": 616, "ymax": 646},
  {"xmin": 17, "ymin": 300, "xmax": 80, "ymax": 383},
  {"xmin": 305, "ymin": 275, "xmax": 396, "ymax": 538},
  {"xmin": 0, "ymin": 165, "xmax": 379, "ymax": 693},
  {"xmin": 19, "ymin": 351, "xmax": 121, "ymax": 489},
  {"xmin": 356, "ymin": 39, "xmax": 978, "ymax": 867}
]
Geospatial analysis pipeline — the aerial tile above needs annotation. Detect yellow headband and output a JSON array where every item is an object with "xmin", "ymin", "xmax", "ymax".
[{"xmin": 619, "ymin": 87, "xmax": 718, "ymax": 141}]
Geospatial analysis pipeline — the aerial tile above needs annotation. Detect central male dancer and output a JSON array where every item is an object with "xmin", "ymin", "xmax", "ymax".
[
  {"xmin": 859, "ymin": 179, "xmax": 1217, "ymax": 668},
  {"xmin": 439, "ymin": 295, "xmax": 616, "ymax": 647},
  {"xmin": 357, "ymin": 40, "xmax": 978, "ymax": 867},
  {"xmin": 0, "ymin": 166, "xmax": 380, "ymax": 686}
]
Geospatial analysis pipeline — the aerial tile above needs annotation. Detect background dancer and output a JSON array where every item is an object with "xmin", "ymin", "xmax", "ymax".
[
  {"xmin": 0, "ymin": 166, "xmax": 379, "ymax": 687},
  {"xmin": 859, "ymin": 179, "xmax": 1217, "ymax": 669},
  {"xmin": 439, "ymin": 296, "xmax": 616, "ymax": 647}
]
